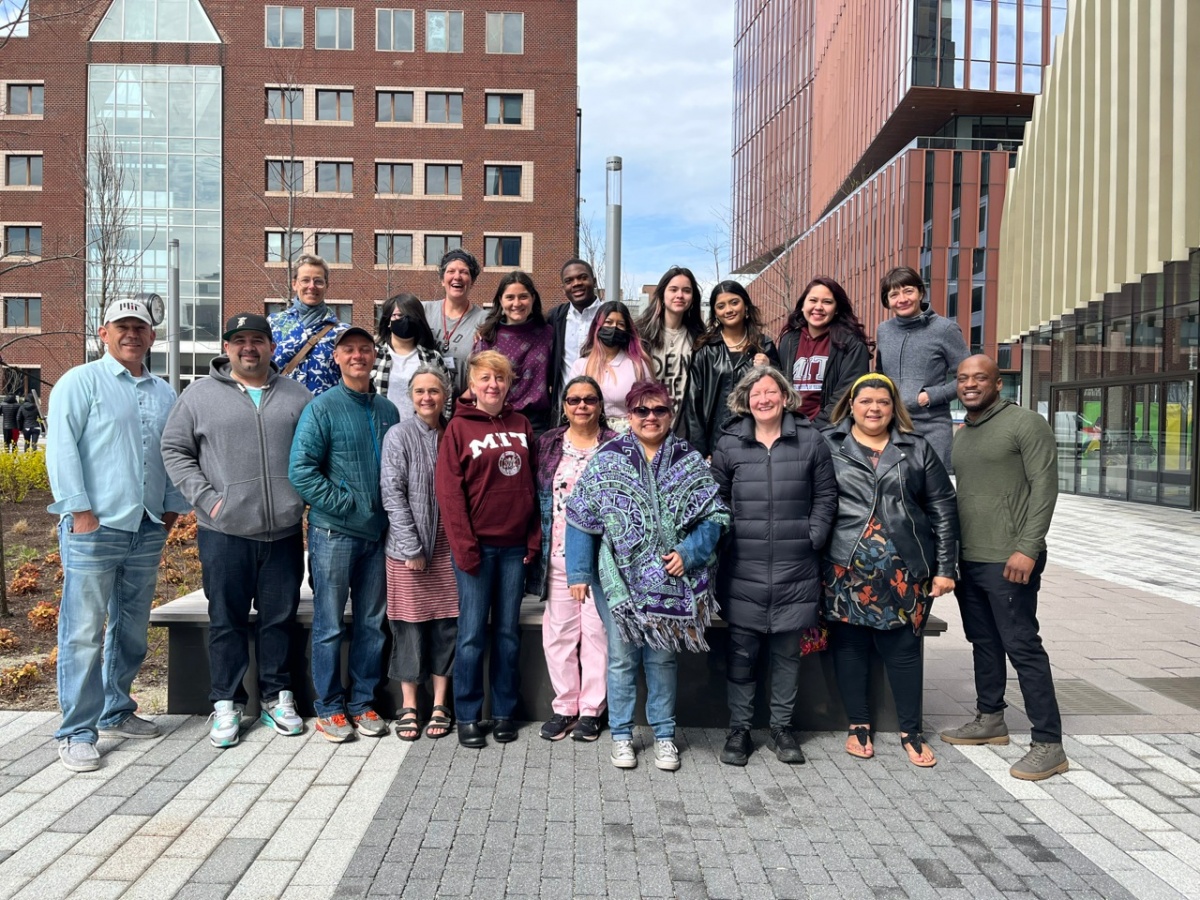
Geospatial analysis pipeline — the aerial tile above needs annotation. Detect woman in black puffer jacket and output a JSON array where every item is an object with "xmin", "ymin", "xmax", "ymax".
[{"xmin": 710, "ymin": 366, "xmax": 838, "ymax": 768}]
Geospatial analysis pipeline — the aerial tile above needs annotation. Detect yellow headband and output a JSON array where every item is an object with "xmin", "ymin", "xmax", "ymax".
[{"xmin": 851, "ymin": 372, "xmax": 896, "ymax": 393}]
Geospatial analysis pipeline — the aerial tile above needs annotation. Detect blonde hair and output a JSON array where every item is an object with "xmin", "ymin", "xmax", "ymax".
[
  {"xmin": 829, "ymin": 374, "xmax": 915, "ymax": 432},
  {"xmin": 466, "ymin": 349, "xmax": 514, "ymax": 386},
  {"xmin": 726, "ymin": 366, "xmax": 800, "ymax": 416}
]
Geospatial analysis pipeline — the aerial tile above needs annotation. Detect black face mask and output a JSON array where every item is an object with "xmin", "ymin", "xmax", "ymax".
[
  {"xmin": 389, "ymin": 316, "xmax": 417, "ymax": 340},
  {"xmin": 597, "ymin": 325, "xmax": 630, "ymax": 349}
]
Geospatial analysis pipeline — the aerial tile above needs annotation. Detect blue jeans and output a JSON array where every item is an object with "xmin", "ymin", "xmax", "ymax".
[
  {"xmin": 307, "ymin": 526, "xmax": 387, "ymax": 718},
  {"xmin": 56, "ymin": 515, "xmax": 168, "ymax": 743},
  {"xmin": 198, "ymin": 529, "xmax": 303, "ymax": 706},
  {"xmin": 452, "ymin": 544, "xmax": 526, "ymax": 724},
  {"xmin": 593, "ymin": 585, "xmax": 677, "ymax": 741}
]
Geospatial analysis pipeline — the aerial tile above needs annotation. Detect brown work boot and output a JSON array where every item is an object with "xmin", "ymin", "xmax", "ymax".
[
  {"xmin": 940, "ymin": 710, "xmax": 1009, "ymax": 745},
  {"xmin": 1010, "ymin": 741, "xmax": 1069, "ymax": 781}
]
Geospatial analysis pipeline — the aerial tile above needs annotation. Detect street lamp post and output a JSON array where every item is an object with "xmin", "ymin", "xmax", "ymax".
[{"xmin": 605, "ymin": 156, "xmax": 622, "ymax": 302}]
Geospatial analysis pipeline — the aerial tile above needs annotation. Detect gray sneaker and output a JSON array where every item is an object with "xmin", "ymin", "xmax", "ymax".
[
  {"xmin": 316, "ymin": 713, "xmax": 356, "ymax": 743},
  {"xmin": 940, "ymin": 710, "xmax": 1009, "ymax": 745},
  {"xmin": 260, "ymin": 691, "xmax": 303, "ymax": 736},
  {"xmin": 610, "ymin": 739, "xmax": 637, "ymax": 769},
  {"xmin": 1010, "ymin": 741, "xmax": 1069, "ymax": 781},
  {"xmin": 352, "ymin": 709, "xmax": 388, "ymax": 738},
  {"xmin": 58, "ymin": 739, "xmax": 100, "ymax": 772},
  {"xmin": 654, "ymin": 739, "xmax": 681, "ymax": 771},
  {"xmin": 98, "ymin": 714, "xmax": 161, "ymax": 740},
  {"xmin": 208, "ymin": 701, "xmax": 242, "ymax": 749}
]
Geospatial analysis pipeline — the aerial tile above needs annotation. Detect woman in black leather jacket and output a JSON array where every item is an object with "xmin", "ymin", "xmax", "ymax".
[
  {"xmin": 821, "ymin": 373, "xmax": 958, "ymax": 768},
  {"xmin": 683, "ymin": 282, "xmax": 780, "ymax": 457}
]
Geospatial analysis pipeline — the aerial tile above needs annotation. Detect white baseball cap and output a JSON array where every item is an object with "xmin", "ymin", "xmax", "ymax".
[{"xmin": 103, "ymin": 298, "xmax": 154, "ymax": 326}]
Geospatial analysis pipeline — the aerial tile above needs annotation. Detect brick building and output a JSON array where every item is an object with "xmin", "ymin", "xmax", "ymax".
[{"xmin": 0, "ymin": 0, "xmax": 579, "ymax": 396}]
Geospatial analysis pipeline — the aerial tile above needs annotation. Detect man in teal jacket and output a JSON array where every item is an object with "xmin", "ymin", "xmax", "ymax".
[{"xmin": 289, "ymin": 326, "xmax": 399, "ymax": 742}]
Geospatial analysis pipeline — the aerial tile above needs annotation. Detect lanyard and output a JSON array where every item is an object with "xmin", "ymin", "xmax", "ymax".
[{"xmin": 441, "ymin": 303, "xmax": 467, "ymax": 353}]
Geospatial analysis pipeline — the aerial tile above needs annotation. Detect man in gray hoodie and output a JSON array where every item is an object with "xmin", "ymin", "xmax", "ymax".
[{"xmin": 161, "ymin": 314, "xmax": 312, "ymax": 749}]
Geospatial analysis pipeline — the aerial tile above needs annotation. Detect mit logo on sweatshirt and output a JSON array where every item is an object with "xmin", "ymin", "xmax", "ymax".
[{"xmin": 467, "ymin": 430, "xmax": 530, "ymax": 459}]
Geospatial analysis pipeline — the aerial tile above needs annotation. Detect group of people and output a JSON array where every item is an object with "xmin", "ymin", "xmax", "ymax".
[
  {"xmin": 44, "ymin": 249, "xmax": 1068, "ymax": 785},
  {"xmin": 0, "ymin": 392, "xmax": 44, "ymax": 452}
]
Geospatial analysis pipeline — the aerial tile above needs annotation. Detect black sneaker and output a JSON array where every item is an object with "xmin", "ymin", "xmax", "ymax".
[
  {"xmin": 539, "ymin": 714, "xmax": 577, "ymax": 741},
  {"xmin": 720, "ymin": 728, "xmax": 752, "ymax": 766},
  {"xmin": 571, "ymin": 716, "xmax": 601, "ymax": 742},
  {"xmin": 770, "ymin": 727, "xmax": 806, "ymax": 764}
]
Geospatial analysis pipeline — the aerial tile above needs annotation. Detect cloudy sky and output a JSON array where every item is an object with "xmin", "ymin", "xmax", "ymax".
[{"xmin": 578, "ymin": 0, "xmax": 735, "ymax": 298}]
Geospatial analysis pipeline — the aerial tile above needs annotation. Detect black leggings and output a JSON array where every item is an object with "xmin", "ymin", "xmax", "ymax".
[{"xmin": 829, "ymin": 621, "xmax": 922, "ymax": 734}]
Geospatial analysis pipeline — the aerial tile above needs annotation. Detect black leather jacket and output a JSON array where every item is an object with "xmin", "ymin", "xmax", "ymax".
[
  {"xmin": 822, "ymin": 419, "xmax": 960, "ymax": 582},
  {"xmin": 682, "ymin": 336, "xmax": 780, "ymax": 457}
]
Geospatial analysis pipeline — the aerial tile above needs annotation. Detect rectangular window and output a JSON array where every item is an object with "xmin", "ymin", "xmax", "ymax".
[
  {"xmin": 315, "ymin": 7, "xmax": 353, "ymax": 49},
  {"xmin": 376, "ymin": 233, "xmax": 413, "ymax": 266},
  {"xmin": 266, "ymin": 88, "xmax": 302, "ymax": 120},
  {"xmin": 265, "ymin": 230, "xmax": 304, "ymax": 264},
  {"xmin": 425, "ymin": 10, "xmax": 463, "ymax": 52},
  {"xmin": 485, "ymin": 93, "xmax": 523, "ymax": 125},
  {"xmin": 425, "ymin": 164, "xmax": 461, "ymax": 196},
  {"xmin": 265, "ymin": 6, "xmax": 303, "ymax": 48},
  {"xmin": 315, "ymin": 161, "xmax": 352, "ymax": 193},
  {"xmin": 485, "ymin": 12, "xmax": 523, "ymax": 54},
  {"xmin": 376, "ymin": 91, "xmax": 414, "ymax": 123},
  {"xmin": 375, "ymin": 162, "xmax": 413, "ymax": 194},
  {"xmin": 376, "ymin": 9, "xmax": 414, "ymax": 51},
  {"xmin": 424, "ymin": 234, "xmax": 462, "ymax": 263},
  {"xmin": 6, "ymin": 84, "xmax": 43, "ymax": 116},
  {"xmin": 484, "ymin": 165, "xmax": 521, "ymax": 197},
  {"xmin": 425, "ymin": 92, "xmax": 462, "ymax": 125},
  {"xmin": 315, "ymin": 232, "xmax": 353, "ymax": 264},
  {"xmin": 265, "ymin": 159, "xmax": 303, "ymax": 193},
  {"xmin": 484, "ymin": 236, "xmax": 522, "ymax": 267},
  {"xmin": 5, "ymin": 155, "xmax": 42, "ymax": 187},
  {"xmin": 4, "ymin": 225, "xmax": 42, "ymax": 256},
  {"xmin": 316, "ymin": 90, "xmax": 353, "ymax": 121},
  {"xmin": 3, "ymin": 297, "xmax": 40, "ymax": 329}
]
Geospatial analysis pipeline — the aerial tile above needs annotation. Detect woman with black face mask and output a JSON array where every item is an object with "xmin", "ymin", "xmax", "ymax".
[
  {"xmin": 374, "ymin": 293, "xmax": 450, "ymax": 421},
  {"xmin": 568, "ymin": 301, "xmax": 652, "ymax": 433}
]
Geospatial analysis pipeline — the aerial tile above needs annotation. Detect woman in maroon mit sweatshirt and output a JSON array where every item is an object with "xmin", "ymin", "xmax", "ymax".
[{"xmin": 435, "ymin": 350, "xmax": 541, "ymax": 749}]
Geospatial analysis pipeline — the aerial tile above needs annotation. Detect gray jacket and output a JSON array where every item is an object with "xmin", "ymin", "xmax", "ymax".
[
  {"xmin": 380, "ymin": 415, "xmax": 441, "ymax": 562},
  {"xmin": 162, "ymin": 358, "xmax": 312, "ymax": 541},
  {"xmin": 875, "ymin": 306, "xmax": 969, "ymax": 468}
]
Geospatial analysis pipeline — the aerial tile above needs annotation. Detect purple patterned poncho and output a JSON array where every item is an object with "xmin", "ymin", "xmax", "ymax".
[{"xmin": 565, "ymin": 431, "xmax": 729, "ymax": 652}]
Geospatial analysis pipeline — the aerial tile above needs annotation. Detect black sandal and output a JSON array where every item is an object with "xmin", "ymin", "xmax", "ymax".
[
  {"xmin": 901, "ymin": 732, "xmax": 937, "ymax": 767},
  {"xmin": 394, "ymin": 708, "xmax": 420, "ymax": 742},
  {"xmin": 846, "ymin": 725, "xmax": 874, "ymax": 759},
  {"xmin": 425, "ymin": 704, "xmax": 454, "ymax": 740}
]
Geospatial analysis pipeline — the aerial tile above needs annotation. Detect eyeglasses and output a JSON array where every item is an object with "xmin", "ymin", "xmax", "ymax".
[
  {"xmin": 630, "ymin": 405, "xmax": 671, "ymax": 419},
  {"xmin": 564, "ymin": 395, "xmax": 600, "ymax": 407}
]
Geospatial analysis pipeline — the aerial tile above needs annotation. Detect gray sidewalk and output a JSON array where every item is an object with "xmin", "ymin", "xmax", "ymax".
[{"xmin": 1, "ymin": 492, "xmax": 1199, "ymax": 898}]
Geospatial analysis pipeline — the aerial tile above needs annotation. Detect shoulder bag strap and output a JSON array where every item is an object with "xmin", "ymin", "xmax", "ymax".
[{"xmin": 280, "ymin": 324, "xmax": 336, "ymax": 377}]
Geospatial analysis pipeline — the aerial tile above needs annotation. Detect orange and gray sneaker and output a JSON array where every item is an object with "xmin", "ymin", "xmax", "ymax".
[
  {"xmin": 315, "ymin": 713, "xmax": 355, "ymax": 743},
  {"xmin": 352, "ymin": 709, "xmax": 388, "ymax": 738}
]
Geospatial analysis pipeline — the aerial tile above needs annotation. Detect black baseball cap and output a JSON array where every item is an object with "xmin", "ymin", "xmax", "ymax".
[
  {"xmin": 332, "ymin": 325, "xmax": 376, "ymax": 347},
  {"xmin": 223, "ymin": 313, "xmax": 273, "ymax": 341}
]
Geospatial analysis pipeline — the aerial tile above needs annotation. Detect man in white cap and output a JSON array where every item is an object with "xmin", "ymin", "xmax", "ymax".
[{"xmin": 47, "ymin": 297, "xmax": 189, "ymax": 772}]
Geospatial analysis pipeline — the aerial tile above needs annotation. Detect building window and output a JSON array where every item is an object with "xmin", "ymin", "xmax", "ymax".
[
  {"xmin": 3, "ymin": 297, "xmax": 41, "ymax": 329},
  {"xmin": 265, "ymin": 159, "xmax": 303, "ymax": 193},
  {"xmin": 315, "ymin": 161, "xmax": 352, "ymax": 193},
  {"xmin": 6, "ymin": 84, "xmax": 43, "ymax": 116},
  {"xmin": 265, "ymin": 230, "xmax": 304, "ymax": 264},
  {"xmin": 425, "ymin": 92, "xmax": 462, "ymax": 125},
  {"xmin": 316, "ymin": 90, "xmax": 353, "ymax": 121},
  {"xmin": 485, "ymin": 93, "xmax": 522, "ymax": 125},
  {"xmin": 377, "ymin": 9, "xmax": 414, "ymax": 51},
  {"xmin": 377, "ymin": 91, "xmax": 414, "ymax": 123},
  {"xmin": 484, "ymin": 165, "xmax": 521, "ymax": 197},
  {"xmin": 265, "ymin": 6, "xmax": 303, "ymax": 48},
  {"xmin": 425, "ymin": 164, "xmax": 461, "ymax": 196},
  {"xmin": 425, "ymin": 10, "xmax": 463, "ymax": 53},
  {"xmin": 484, "ymin": 236, "xmax": 522, "ymax": 267},
  {"xmin": 375, "ymin": 162, "xmax": 413, "ymax": 194},
  {"xmin": 485, "ymin": 12, "xmax": 523, "ymax": 54},
  {"xmin": 5, "ymin": 155, "xmax": 42, "ymax": 187},
  {"xmin": 3, "ymin": 225, "xmax": 41, "ymax": 257},
  {"xmin": 266, "ymin": 88, "xmax": 302, "ymax": 120},
  {"xmin": 376, "ymin": 233, "xmax": 413, "ymax": 266},
  {"xmin": 315, "ymin": 7, "xmax": 353, "ymax": 49},
  {"xmin": 424, "ymin": 234, "xmax": 461, "ymax": 264},
  {"xmin": 315, "ymin": 232, "xmax": 353, "ymax": 264}
]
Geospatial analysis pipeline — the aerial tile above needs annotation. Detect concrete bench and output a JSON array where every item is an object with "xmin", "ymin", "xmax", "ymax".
[{"xmin": 150, "ymin": 586, "xmax": 945, "ymax": 731}]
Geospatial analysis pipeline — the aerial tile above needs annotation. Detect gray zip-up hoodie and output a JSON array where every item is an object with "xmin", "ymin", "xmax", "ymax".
[{"xmin": 161, "ymin": 358, "xmax": 312, "ymax": 541}]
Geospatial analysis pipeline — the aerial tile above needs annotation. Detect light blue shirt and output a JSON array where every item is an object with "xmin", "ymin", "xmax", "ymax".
[{"xmin": 47, "ymin": 353, "xmax": 190, "ymax": 531}]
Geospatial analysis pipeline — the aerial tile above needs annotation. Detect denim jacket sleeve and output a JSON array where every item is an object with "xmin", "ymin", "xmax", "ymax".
[
  {"xmin": 673, "ymin": 518, "xmax": 724, "ymax": 572},
  {"xmin": 565, "ymin": 523, "xmax": 598, "ymax": 585}
]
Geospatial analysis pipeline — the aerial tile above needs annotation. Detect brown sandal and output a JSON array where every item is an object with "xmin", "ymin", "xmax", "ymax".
[
  {"xmin": 901, "ymin": 732, "xmax": 937, "ymax": 767},
  {"xmin": 846, "ymin": 725, "xmax": 874, "ymax": 759}
]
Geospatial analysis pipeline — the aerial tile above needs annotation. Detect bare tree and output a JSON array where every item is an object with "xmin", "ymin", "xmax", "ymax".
[
  {"xmin": 688, "ymin": 205, "xmax": 733, "ymax": 284},
  {"xmin": 0, "ymin": 1, "xmax": 106, "ymax": 52},
  {"xmin": 578, "ymin": 210, "xmax": 606, "ymax": 296}
]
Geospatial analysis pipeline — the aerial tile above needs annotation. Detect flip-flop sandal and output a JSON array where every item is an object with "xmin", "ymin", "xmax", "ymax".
[
  {"xmin": 846, "ymin": 725, "xmax": 874, "ymax": 759},
  {"xmin": 425, "ymin": 704, "xmax": 454, "ymax": 740},
  {"xmin": 394, "ymin": 707, "xmax": 420, "ymax": 742},
  {"xmin": 901, "ymin": 732, "xmax": 937, "ymax": 768}
]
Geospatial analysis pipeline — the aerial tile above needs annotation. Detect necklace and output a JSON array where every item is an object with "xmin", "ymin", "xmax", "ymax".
[{"xmin": 724, "ymin": 332, "xmax": 749, "ymax": 351}]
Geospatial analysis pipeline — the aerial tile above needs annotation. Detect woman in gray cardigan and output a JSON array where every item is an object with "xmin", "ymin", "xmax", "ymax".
[{"xmin": 874, "ymin": 267, "xmax": 970, "ymax": 469}]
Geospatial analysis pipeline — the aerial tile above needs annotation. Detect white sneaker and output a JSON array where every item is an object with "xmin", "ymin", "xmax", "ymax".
[
  {"xmin": 259, "ymin": 691, "xmax": 303, "ymax": 736},
  {"xmin": 58, "ymin": 739, "xmax": 100, "ymax": 773},
  {"xmin": 208, "ymin": 701, "xmax": 242, "ymax": 749},
  {"xmin": 654, "ymin": 739, "xmax": 681, "ymax": 771},
  {"xmin": 610, "ymin": 738, "xmax": 637, "ymax": 769}
]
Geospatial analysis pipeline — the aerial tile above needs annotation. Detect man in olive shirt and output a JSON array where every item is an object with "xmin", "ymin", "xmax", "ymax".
[{"xmin": 941, "ymin": 355, "xmax": 1068, "ymax": 782}]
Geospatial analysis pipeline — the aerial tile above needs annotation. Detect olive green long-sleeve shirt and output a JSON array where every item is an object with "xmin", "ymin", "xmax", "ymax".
[{"xmin": 950, "ymin": 400, "xmax": 1058, "ymax": 564}]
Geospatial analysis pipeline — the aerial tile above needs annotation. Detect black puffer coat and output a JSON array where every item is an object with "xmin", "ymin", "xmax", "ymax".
[
  {"xmin": 710, "ymin": 412, "xmax": 838, "ymax": 632},
  {"xmin": 822, "ymin": 419, "xmax": 959, "ymax": 582}
]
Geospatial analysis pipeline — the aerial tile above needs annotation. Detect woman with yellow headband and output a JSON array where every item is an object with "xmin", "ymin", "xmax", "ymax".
[{"xmin": 821, "ymin": 372, "xmax": 959, "ymax": 768}]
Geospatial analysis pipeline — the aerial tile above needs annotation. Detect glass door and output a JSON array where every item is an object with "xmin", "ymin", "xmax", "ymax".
[
  {"xmin": 1129, "ymin": 383, "xmax": 1160, "ymax": 503},
  {"xmin": 1101, "ymin": 385, "xmax": 1130, "ymax": 500},
  {"xmin": 1079, "ymin": 386, "xmax": 1103, "ymax": 495},
  {"xmin": 1052, "ymin": 389, "xmax": 1080, "ymax": 494},
  {"xmin": 1162, "ymin": 379, "xmax": 1195, "ymax": 508}
]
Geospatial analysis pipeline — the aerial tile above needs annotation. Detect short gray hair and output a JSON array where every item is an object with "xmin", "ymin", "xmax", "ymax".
[
  {"xmin": 294, "ymin": 253, "xmax": 329, "ymax": 282},
  {"xmin": 726, "ymin": 365, "xmax": 801, "ymax": 416},
  {"xmin": 408, "ymin": 364, "xmax": 451, "ymax": 400}
]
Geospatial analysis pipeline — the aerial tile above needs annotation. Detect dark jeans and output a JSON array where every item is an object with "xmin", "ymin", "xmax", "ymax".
[
  {"xmin": 829, "ymin": 621, "xmax": 923, "ymax": 734},
  {"xmin": 726, "ymin": 625, "xmax": 802, "ymax": 730},
  {"xmin": 958, "ymin": 553, "xmax": 1062, "ymax": 743},
  {"xmin": 198, "ymin": 529, "xmax": 303, "ymax": 706},
  {"xmin": 452, "ymin": 544, "xmax": 526, "ymax": 724}
]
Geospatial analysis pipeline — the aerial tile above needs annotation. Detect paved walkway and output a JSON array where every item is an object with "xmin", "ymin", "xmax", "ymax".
[{"xmin": 0, "ymin": 493, "xmax": 1199, "ymax": 898}]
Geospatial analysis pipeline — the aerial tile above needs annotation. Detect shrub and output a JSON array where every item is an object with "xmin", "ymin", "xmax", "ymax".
[
  {"xmin": 43, "ymin": 647, "xmax": 57, "ymax": 670},
  {"xmin": 0, "ymin": 663, "xmax": 40, "ymax": 697},
  {"xmin": 0, "ymin": 629, "xmax": 19, "ymax": 651},
  {"xmin": 0, "ymin": 451, "xmax": 49, "ymax": 503},
  {"xmin": 27, "ymin": 602, "xmax": 58, "ymax": 633},
  {"xmin": 8, "ymin": 562, "xmax": 41, "ymax": 596}
]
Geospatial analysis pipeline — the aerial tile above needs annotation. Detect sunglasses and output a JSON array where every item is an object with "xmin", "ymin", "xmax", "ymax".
[
  {"xmin": 630, "ymin": 405, "xmax": 671, "ymax": 419},
  {"xmin": 565, "ymin": 395, "xmax": 600, "ymax": 407}
]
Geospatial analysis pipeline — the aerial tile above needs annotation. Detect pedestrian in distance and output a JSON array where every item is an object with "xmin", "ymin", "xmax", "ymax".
[
  {"xmin": 569, "ymin": 300, "xmax": 653, "ymax": 433},
  {"xmin": 269, "ymin": 254, "xmax": 348, "ymax": 397},
  {"xmin": 1, "ymin": 393, "xmax": 19, "ymax": 452},
  {"xmin": 17, "ymin": 393, "xmax": 44, "ymax": 451}
]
